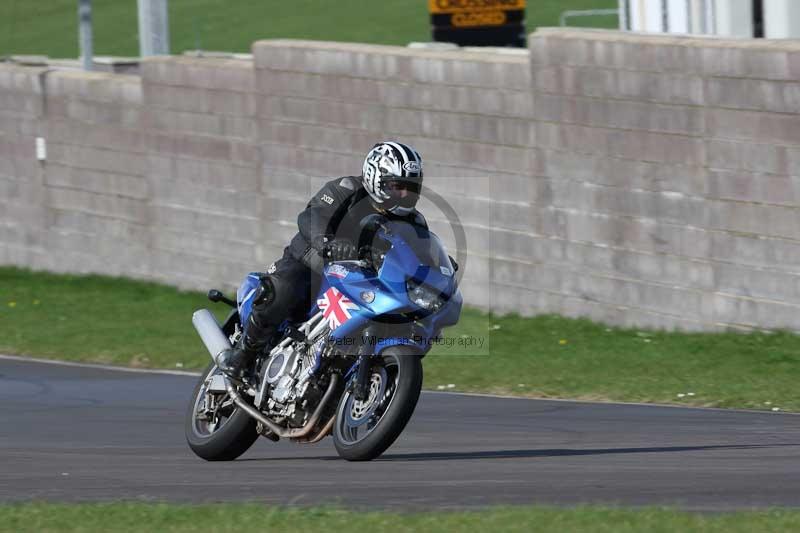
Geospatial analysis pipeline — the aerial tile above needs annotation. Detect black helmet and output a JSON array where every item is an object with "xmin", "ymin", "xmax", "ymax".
[{"xmin": 362, "ymin": 141, "xmax": 423, "ymax": 216}]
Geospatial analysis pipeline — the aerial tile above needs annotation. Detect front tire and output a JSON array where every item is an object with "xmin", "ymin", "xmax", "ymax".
[
  {"xmin": 185, "ymin": 362, "xmax": 259, "ymax": 461},
  {"xmin": 333, "ymin": 346, "xmax": 423, "ymax": 461}
]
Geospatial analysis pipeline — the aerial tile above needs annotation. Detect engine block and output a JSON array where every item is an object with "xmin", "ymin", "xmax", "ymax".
[{"xmin": 261, "ymin": 334, "xmax": 329, "ymax": 425}]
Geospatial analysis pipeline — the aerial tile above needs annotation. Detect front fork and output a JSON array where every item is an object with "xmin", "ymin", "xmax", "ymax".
[
  {"xmin": 347, "ymin": 323, "xmax": 427, "ymax": 401},
  {"xmin": 351, "ymin": 323, "xmax": 385, "ymax": 402},
  {"xmin": 353, "ymin": 353, "xmax": 371, "ymax": 402}
]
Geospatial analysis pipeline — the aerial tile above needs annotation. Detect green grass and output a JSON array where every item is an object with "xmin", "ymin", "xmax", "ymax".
[
  {"xmin": 426, "ymin": 311, "xmax": 800, "ymax": 411},
  {"xmin": 3, "ymin": 503, "xmax": 800, "ymax": 533},
  {"xmin": 1, "ymin": 0, "xmax": 618, "ymax": 59},
  {"xmin": 0, "ymin": 267, "xmax": 225, "ymax": 369},
  {"xmin": 1, "ymin": 266, "xmax": 799, "ymax": 411}
]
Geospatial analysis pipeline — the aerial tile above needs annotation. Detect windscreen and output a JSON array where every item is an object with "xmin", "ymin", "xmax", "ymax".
[{"xmin": 383, "ymin": 220, "xmax": 450, "ymax": 270}]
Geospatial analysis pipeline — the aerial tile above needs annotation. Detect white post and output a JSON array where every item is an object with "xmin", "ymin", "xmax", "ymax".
[
  {"xmin": 704, "ymin": 0, "xmax": 715, "ymax": 33},
  {"xmin": 763, "ymin": 0, "xmax": 800, "ymax": 38},
  {"xmin": 712, "ymin": 0, "xmax": 752, "ymax": 37},
  {"xmin": 629, "ymin": 0, "xmax": 664, "ymax": 32},
  {"xmin": 618, "ymin": 0, "xmax": 629, "ymax": 30},
  {"xmin": 688, "ymin": 0, "xmax": 704, "ymax": 33},
  {"xmin": 78, "ymin": 0, "xmax": 93, "ymax": 71},
  {"xmin": 666, "ymin": 0, "xmax": 689, "ymax": 33},
  {"xmin": 137, "ymin": 0, "xmax": 170, "ymax": 56}
]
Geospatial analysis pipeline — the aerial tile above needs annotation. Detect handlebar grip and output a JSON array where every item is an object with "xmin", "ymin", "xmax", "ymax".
[{"xmin": 207, "ymin": 289, "xmax": 237, "ymax": 308}]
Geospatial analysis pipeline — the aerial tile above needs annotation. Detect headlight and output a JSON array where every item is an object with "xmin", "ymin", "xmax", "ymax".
[{"xmin": 406, "ymin": 279, "xmax": 444, "ymax": 312}]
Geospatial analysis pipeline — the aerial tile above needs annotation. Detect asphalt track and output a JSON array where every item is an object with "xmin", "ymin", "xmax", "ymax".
[{"xmin": 2, "ymin": 357, "xmax": 800, "ymax": 511}]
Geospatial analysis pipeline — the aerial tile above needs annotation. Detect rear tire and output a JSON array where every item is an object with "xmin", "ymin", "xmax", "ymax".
[
  {"xmin": 333, "ymin": 346, "xmax": 423, "ymax": 461},
  {"xmin": 185, "ymin": 362, "xmax": 259, "ymax": 461}
]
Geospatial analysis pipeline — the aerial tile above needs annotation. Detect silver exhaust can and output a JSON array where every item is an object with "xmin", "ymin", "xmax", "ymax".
[{"xmin": 192, "ymin": 309, "xmax": 232, "ymax": 363}]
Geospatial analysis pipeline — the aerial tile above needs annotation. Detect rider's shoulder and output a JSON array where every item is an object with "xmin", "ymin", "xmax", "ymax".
[
  {"xmin": 310, "ymin": 177, "xmax": 361, "ymax": 208},
  {"xmin": 333, "ymin": 176, "xmax": 361, "ymax": 191},
  {"xmin": 410, "ymin": 210, "xmax": 427, "ymax": 228}
]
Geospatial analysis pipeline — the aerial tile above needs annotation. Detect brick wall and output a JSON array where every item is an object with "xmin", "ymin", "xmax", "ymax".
[
  {"xmin": 529, "ymin": 29, "xmax": 800, "ymax": 330},
  {"xmin": 140, "ymin": 57, "xmax": 261, "ymax": 288},
  {"xmin": 2, "ymin": 29, "xmax": 800, "ymax": 331},
  {"xmin": 43, "ymin": 70, "xmax": 148, "ymax": 278},
  {"xmin": 0, "ymin": 66, "xmax": 48, "ymax": 268}
]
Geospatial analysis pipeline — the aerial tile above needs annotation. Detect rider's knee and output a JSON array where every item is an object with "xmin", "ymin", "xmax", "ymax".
[{"xmin": 251, "ymin": 272, "xmax": 294, "ymax": 323}]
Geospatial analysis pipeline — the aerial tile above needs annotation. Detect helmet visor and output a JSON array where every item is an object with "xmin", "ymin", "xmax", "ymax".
[{"xmin": 382, "ymin": 178, "xmax": 421, "ymax": 210}]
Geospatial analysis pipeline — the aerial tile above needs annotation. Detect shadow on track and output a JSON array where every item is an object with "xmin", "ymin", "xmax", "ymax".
[
  {"xmin": 240, "ymin": 443, "xmax": 799, "ymax": 462},
  {"xmin": 377, "ymin": 443, "xmax": 799, "ymax": 461}
]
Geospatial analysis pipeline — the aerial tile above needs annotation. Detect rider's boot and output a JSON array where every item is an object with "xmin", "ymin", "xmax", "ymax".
[{"xmin": 216, "ymin": 314, "xmax": 274, "ymax": 381}]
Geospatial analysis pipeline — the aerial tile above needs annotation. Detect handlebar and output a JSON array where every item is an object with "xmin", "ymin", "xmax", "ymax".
[
  {"xmin": 207, "ymin": 289, "xmax": 237, "ymax": 308},
  {"xmin": 323, "ymin": 244, "xmax": 383, "ymax": 271}
]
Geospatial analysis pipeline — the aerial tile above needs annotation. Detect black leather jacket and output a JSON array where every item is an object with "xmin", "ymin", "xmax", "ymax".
[{"xmin": 287, "ymin": 176, "xmax": 427, "ymax": 273}]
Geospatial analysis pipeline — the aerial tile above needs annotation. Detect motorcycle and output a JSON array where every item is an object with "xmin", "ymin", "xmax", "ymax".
[{"xmin": 185, "ymin": 215, "xmax": 462, "ymax": 461}]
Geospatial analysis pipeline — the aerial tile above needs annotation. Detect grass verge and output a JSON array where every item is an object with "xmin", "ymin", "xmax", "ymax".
[
  {"xmin": 1, "ymin": 0, "xmax": 617, "ymax": 58},
  {"xmin": 1, "ymin": 266, "xmax": 798, "ymax": 411},
  {"xmin": 3, "ymin": 503, "xmax": 800, "ymax": 533}
]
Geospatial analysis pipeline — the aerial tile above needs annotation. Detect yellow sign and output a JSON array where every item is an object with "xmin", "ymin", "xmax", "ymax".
[
  {"xmin": 452, "ymin": 10, "xmax": 507, "ymax": 27},
  {"xmin": 428, "ymin": 0, "xmax": 525, "ymax": 15}
]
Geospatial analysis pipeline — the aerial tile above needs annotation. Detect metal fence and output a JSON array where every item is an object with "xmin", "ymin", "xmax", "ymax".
[{"xmin": 559, "ymin": 8, "xmax": 621, "ymax": 28}]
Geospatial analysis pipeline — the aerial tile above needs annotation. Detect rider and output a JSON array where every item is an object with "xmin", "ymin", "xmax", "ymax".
[{"xmin": 216, "ymin": 141, "xmax": 426, "ymax": 380}]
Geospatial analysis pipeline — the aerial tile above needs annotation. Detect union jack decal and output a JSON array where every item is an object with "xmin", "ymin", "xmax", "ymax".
[{"xmin": 317, "ymin": 287, "xmax": 360, "ymax": 330}]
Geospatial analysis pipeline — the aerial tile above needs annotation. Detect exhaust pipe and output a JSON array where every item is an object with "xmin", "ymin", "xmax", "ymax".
[
  {"xmin": 193, "ymin": 308, "xmax": 340, "ymax": 440},
  {"xmin": 227, "ymin": 374, "xmax": 340, "ymax": 439},
  {"xmin": 192, "ymin": 309, "xmax": 231, "ymax": 364}
]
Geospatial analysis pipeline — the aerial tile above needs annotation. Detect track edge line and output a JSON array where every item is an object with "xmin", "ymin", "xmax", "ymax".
[{"xmin": 2, "ymin": 353, "xmax": 795, "ymax": 416}]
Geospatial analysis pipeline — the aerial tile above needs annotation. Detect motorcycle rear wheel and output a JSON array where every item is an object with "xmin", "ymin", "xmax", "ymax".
[
  {"xmin": 333, "ymin": 346, "xmax": 423, "ymax": 461},
  {"xmin": 185, "ymin": 362, "xmax": 259, "ymax": 461}
]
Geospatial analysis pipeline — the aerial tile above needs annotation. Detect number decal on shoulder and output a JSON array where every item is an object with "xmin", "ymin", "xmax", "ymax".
[{"xmin": 320, "ymin": 194, "xmax": 334, "ymax": 205}]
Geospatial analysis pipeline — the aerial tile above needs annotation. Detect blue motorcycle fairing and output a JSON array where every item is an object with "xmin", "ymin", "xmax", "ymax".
[
  {"xmin": 316, "ymin": 221, "xmax": 462, "ymax": 356},
  {"xmin": 236, "ymin": 272, "xmax": 263, "ymax": 327},
  {"xmin": 235, "ymin": 220, "xmax": 462, "ymax": 373}
]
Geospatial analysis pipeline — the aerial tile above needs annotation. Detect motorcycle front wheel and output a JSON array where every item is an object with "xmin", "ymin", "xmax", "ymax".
[
  {"xmin": 185, "ymin": 362, "xmax": 259, "ymax": 461},
  {"xmin": 333, "ymin": 346, "xmax": 423, "ymax": 461}
]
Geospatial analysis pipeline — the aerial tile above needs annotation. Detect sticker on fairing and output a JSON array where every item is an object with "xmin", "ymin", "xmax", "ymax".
[
  {"xmin": 326, "ymin": 264, "xmax": 349, "ymax": 279},
  {"xmin": 317, "ymin": 287, "xmax": 359, "ymax": 330}
]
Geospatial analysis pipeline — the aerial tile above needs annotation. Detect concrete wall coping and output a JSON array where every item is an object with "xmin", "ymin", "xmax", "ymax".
[
  {"xmin": 0, "ymin": 64, "xmax": 51, "ymax": 76},
  {"xmin": 46, "ymin": 69, "xmax": 140, "ymax": 84},
  {"xmin": 533, "ymin": 27, "xmax": 800, "ymax": 52},
  {"xmin": 141, "ymin": 56, "xmax": 254, "ymax": 69},
  {"xmin": 252, "ymin": 39, "xmax": 530, "ymax": 64},
  {"xmin": 0, "ymin": 63, "xmax": 142, "ymax": 84}
]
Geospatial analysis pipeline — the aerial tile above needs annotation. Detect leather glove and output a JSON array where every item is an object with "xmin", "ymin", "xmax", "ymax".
[
  {"xmin": 324, "ymin": 239, "xmax": 357, "ymax": 262},
  {"xmin": 252, "ymin": 276, "xmax": 274, "ymax": 306}
]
